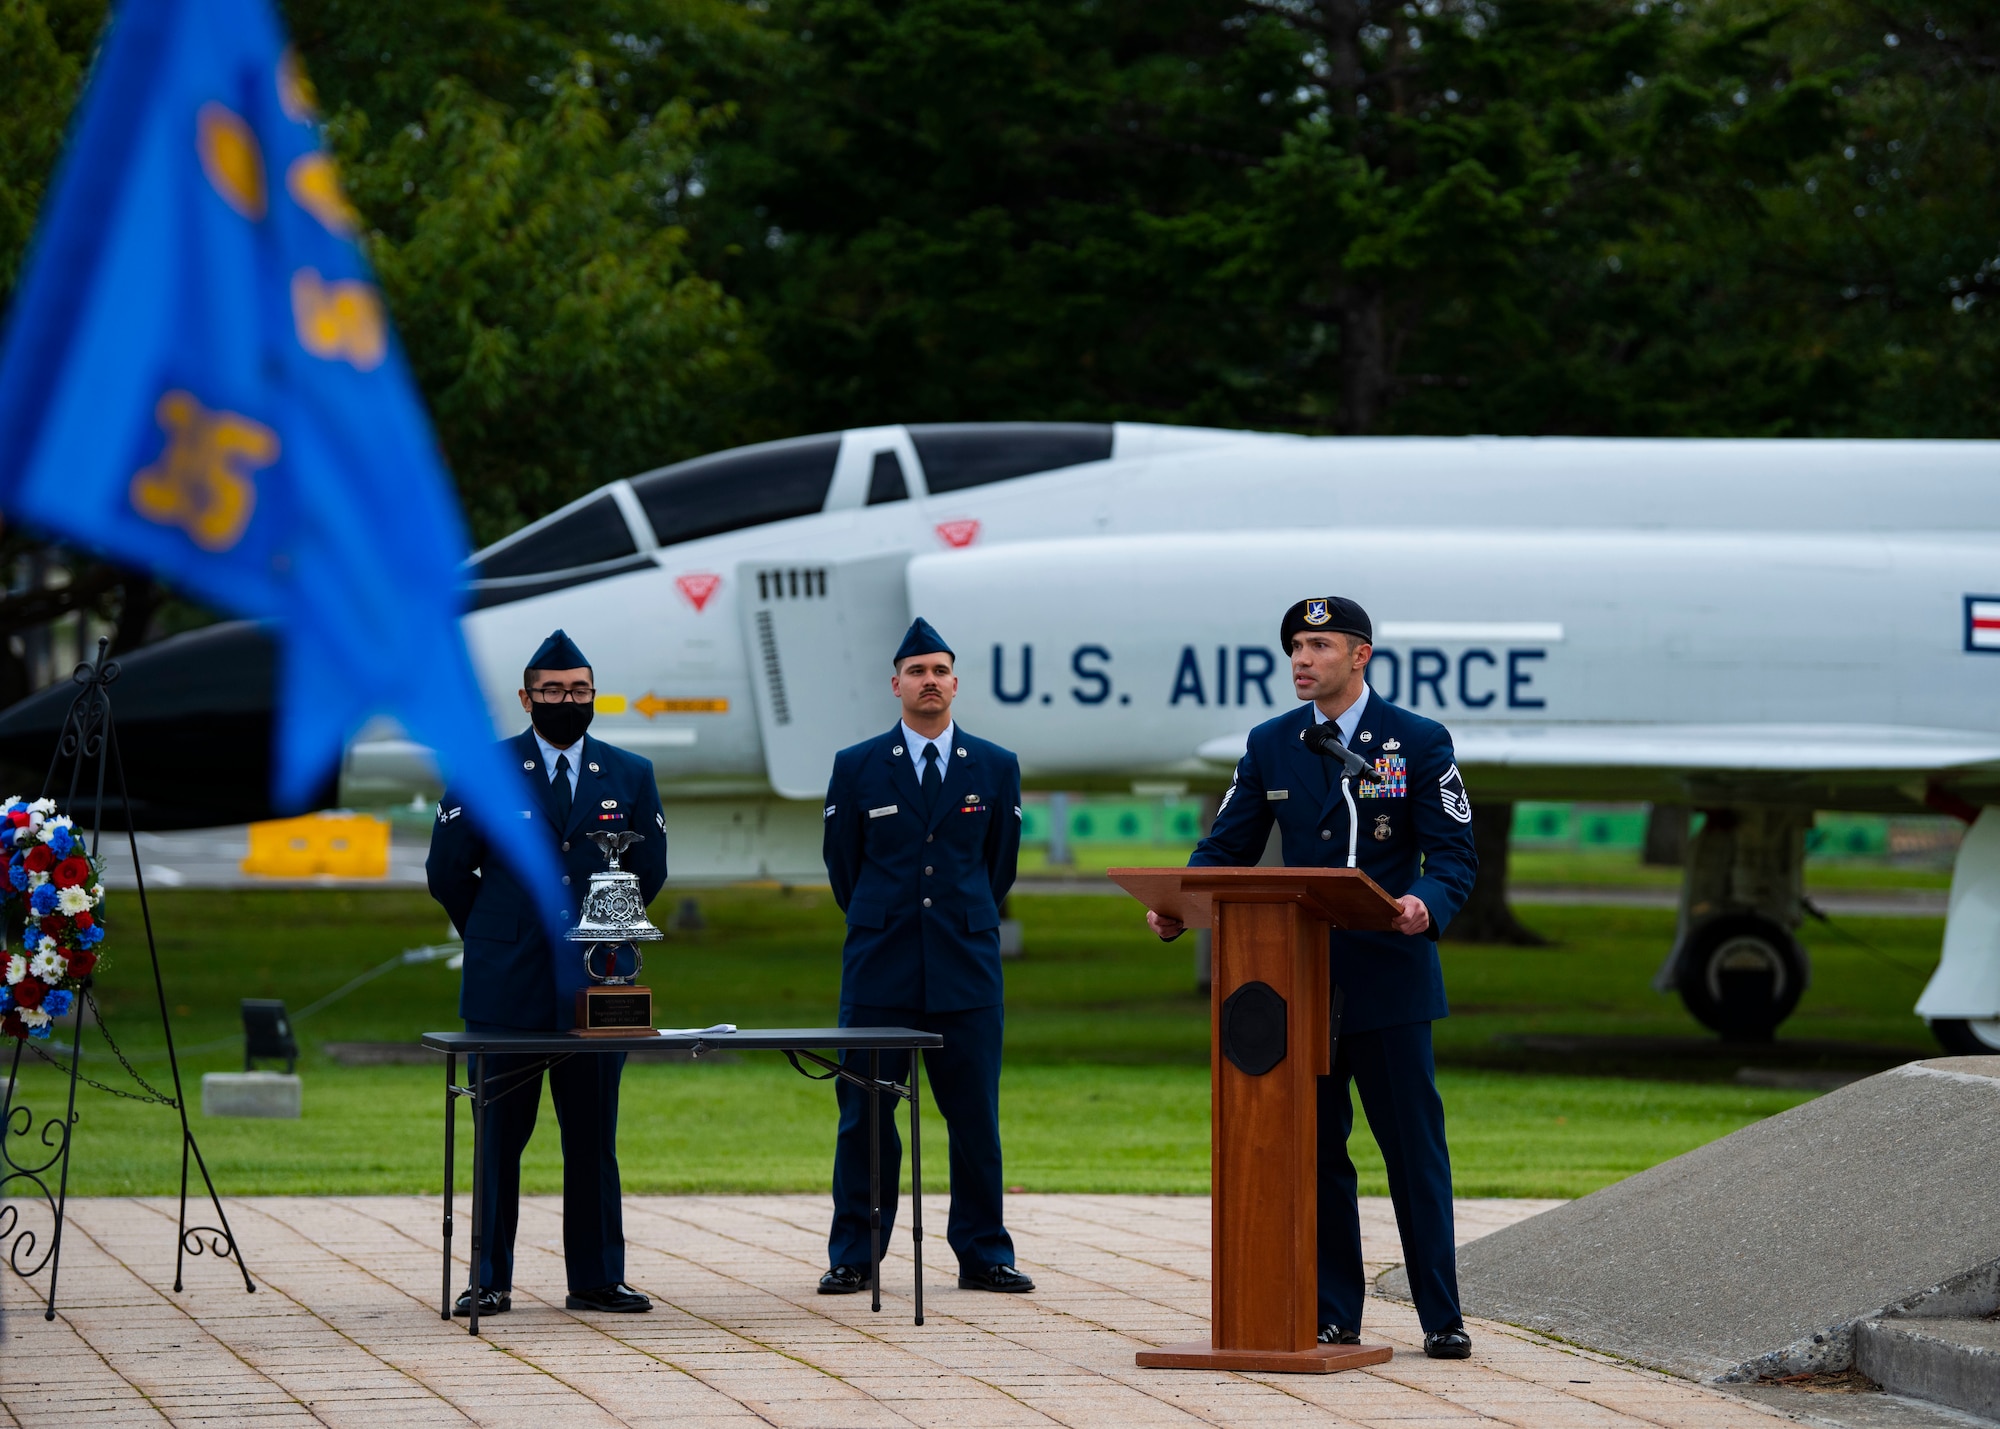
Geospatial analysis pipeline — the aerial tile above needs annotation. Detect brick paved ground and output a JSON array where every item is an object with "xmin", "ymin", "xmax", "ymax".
[{"xmin": 0, "ymin": 1194, "xmax": 1794, "ymax": 1427}]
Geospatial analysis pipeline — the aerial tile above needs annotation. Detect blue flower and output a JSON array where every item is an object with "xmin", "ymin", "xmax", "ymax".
[
  {"xmin": 0, "ymin": 986, "xmax": 11, "ymax": 1011},
  {"xmin": 29, "ymin": 883, "xmax": 58, "ymax": 916},
  {"xmin": 80, "ymin": 923, "xmax": 104, "ymax": 947},
  {"xmin": 7, "ymin": 858, "xmax": 24, "ymax": 891},
  {"xmin": 47, "ymin": 827, "xmax": 71, "ymax": 858},
  {"xmin": 27, "ymin": 1020, "xmax": 50, "ymax": 1040},
  {"xmin": 43, "ymin": 989, "xmax": 71, "ymax": 1018}
]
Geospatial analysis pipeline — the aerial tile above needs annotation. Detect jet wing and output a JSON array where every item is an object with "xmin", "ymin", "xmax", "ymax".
[{"xmin": 1197, "ymin": 723, "xmax": 2000, "ymax": 773}]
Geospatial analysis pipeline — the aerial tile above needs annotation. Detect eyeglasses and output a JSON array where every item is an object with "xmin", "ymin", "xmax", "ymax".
[{"xmin": 528, "ymin": 685, "xmax": 595, "ymax": 703}]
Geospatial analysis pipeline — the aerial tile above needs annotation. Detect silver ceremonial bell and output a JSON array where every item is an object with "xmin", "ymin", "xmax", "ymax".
[{"xmin": 566, "ymin": 830, "xmax": 663, "ymax": 984}]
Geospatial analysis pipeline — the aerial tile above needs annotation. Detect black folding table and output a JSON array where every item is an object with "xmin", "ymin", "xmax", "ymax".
[{"xmin": 422, "ymin": 1027, "xmax": 944, "ymax": 1335}]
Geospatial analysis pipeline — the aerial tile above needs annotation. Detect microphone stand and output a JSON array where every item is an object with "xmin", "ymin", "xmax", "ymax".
[
  {"xmin": 1302, "ymin": 722, "xmax": 1375, "ymax": 870},
  {"xmin": 1300, "ymin": 719, "xmax": 1374, "ymax": 1097}
]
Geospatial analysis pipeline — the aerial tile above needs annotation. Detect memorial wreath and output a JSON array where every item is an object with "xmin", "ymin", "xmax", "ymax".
[{"xmin": 0, "ymin": 796, "xmax": 106, "ymax": 1039}]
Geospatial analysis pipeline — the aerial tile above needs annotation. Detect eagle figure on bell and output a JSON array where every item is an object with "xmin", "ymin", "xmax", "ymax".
[{"xmin": 566, "ymin": 831, "xmax": 664, "ymax": 1035}]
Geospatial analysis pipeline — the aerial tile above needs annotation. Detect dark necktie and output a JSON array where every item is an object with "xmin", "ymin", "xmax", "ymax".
[
  {"xmin": 551, "ymin": 752, "xmax": 573, "ymax": 827},
  {"xmin": 920, "ymin": 742, "xmax": 942, "ymax": 810}
]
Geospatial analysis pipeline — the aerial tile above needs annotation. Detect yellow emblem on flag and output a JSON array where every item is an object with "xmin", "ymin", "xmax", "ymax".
[
  {"xmin": 196, "ymin": 103, "xmax": 265, "ymax": 220},
  {"xmin": 291, "ymin": 268, "xmax": 386, "ymax": 370},
  {"xmin": 276, "ymin": 47, "xmax": 319, "ymax": 123},
  {"xmin": 286, "ymin": 152, "xmax": 359, "ymax": 235},
  {"xmin": 130, "ymin": 391, "xmax": 278, "ymax": 552}
]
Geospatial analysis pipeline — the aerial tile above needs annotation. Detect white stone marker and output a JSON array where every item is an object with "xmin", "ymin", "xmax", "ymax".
[{"xmin": 201, "ymin": 1071, "xmax": 301, "ymax": 1118}]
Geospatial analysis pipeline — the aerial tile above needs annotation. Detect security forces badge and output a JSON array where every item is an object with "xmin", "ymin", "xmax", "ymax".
[{"xmin": 1304, "ymin": 598, "xmax": 1331, "ymax": 626}]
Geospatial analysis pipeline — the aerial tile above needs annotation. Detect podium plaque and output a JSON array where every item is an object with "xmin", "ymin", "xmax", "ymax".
[{"xmin": 1111, "ymin": 866, "xmax": 1400, "ymax": 1374}]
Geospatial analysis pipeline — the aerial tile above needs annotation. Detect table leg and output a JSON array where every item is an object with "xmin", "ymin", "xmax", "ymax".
[
  {"xmin": 442, "ymin": 1051, "xmax": 456, "ymax": 1320},
  {"xmin": 868, "ymin": 1048, "xmax": 881, "ymax": 1314},
  {"xmin": 910, "ymin": 1048, "xmax": 924, "ymax": 1327},
  {"xmin": 469, "ymin": 1052, "xmax": 486, "ymax": 1336}
]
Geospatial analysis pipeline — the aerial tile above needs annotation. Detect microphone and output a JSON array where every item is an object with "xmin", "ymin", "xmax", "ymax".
[{"xmin": 1301, "ymin": 721, "xmax": 1376, "ymax": 780}]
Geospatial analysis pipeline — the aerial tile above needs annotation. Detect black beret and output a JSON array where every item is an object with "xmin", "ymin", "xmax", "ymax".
[
  {"xmin": 525, "ymin": 628, "xmax": 590, "ymax": 676},
  {"xmin": 1280, "ymin": 597, "xmax": 1372, "ymax": 649},
  {"xmin": 894, "ymin": 617, "xmax": 954, "ymax": 665}
]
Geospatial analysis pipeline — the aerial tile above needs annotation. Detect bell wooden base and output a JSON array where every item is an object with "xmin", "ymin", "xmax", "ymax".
[
  {"xmin": 1134, "ymin": 1340, "xmax": 1394, "ymax": 1374},
  {"xmin": 572, "ymin": 985, "xmax": 654, "ymax": 1037}
]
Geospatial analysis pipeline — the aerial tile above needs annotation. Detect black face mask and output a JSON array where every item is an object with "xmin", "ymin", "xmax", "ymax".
[{"xmin": 529, "ymin": 699, "xmax": 593, "ymax": 749}]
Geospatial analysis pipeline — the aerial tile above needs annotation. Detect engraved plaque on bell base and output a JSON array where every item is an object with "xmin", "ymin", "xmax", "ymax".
[
  {"xmin": 567, "ymin": 830, "xmax": 665, "ymax": 1038},
  {"xmin": 576, "ymin": 985, "xmax": 654, "ymax": 1036}
]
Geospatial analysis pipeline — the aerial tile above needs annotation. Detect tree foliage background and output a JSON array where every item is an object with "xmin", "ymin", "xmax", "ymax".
[{"xmin": 0, "ymin": 0, "xmax": 1994, "ymax": 685}]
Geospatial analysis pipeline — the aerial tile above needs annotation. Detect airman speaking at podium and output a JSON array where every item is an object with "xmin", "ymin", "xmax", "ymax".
[
  {"xmin": 817, "ymin": 618, "xmax": 1030, "ymax": 1296},
  {"xmin": 427, "ymin": 629, "xmax": 668, "ymax": 1318},
  {"xmin": 1149, "ymin": 597, "xmax": 1479, "ymax": 1358}
]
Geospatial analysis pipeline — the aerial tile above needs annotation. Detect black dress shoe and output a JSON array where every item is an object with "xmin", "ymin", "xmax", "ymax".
[
  {"xmin": 1424, "ymin": 1324, "xmax": 1472, "ymax": 1359},
  {"xmin": 958, "ymin": 1263, "xmax": 1035, "ymax": 1293},
  {"xmin": 818, "ymin": 1264, "xmax": 867, "ymax": 1295},
  {"xmin": 452, "ymin": 1287, "xmax": 511, "ymax": 1317},
  {"xmin": 1317, "ymin": 1324, "xmax": 1360, "ymax": 1345},
  {"xmin": 565, "ymin": 1283, "xmax": 651, "ymax": 1313}
]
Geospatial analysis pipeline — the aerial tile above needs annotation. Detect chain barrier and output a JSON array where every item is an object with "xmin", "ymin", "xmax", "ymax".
[{"xmin": 17, "ymin": 989, "xmax": 179, "ymax": 1107}]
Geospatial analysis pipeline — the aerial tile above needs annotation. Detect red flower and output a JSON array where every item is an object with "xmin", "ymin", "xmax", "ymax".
[
  {"xmin": 39, "ymin": 915, "xmax": 64, "ymax": 938},
  {"xmin": 73, "ymin": 911, "xmax": 93, "ymax": 931},
  {"xmin": 22, "ymin": 845, "xmax": 54, "ymax": 873},
  {"xmin": 12, "ymin": 977, "xmax": 46, "ymax": 1009},
  {"xmin": 64, "ymin": 948, "xmax": 97, "ymax": 979},
  {"xmin": 52, "ymin": 856, "xmax": 89, "ymax": 889},
  {"xmin": 2, "ymin": 1010, "xmax": 23, "ymax": 1039},
  {"xmin": 7, "ymin": 810, "xmax": 28, "ymax": 826}
]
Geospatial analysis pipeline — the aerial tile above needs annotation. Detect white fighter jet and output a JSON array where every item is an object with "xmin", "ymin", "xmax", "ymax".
[{"xmin": 5, "ymin": 422, "xmax": 1996, "ymax": 1046}]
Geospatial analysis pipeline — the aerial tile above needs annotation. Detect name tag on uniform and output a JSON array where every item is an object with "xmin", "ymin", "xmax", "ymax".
[
  {"xmin": 868, "ymin": 805, "xmax": 898, "ymax": 819},
  {"xmin": 1266, "ymin": 790, "xmax": 1289, "ymax": 801}
]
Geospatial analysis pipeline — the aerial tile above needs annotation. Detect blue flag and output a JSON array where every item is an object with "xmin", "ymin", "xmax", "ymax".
[{"xmin": 0, "ymin": 0, "xmax": 565, "ymax": 934}]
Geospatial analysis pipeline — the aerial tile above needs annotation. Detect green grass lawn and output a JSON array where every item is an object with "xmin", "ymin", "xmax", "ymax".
[{"xmin": 3, "ymin": 882, "xmax": 1947, "ymax": 1199}]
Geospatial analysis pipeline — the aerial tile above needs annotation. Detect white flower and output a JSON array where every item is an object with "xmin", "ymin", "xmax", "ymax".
[
  {"xmin": 89, "ymin": 884, "xmax": 104, "ymax": 903},
  {"xmin": 36, "ymin": 936, "xmax": 56, "ymax": 955},
  {"xmin": 28, "ymin": 798, "xmax": 55, "ymax": 815},
  {"xmin": 46, "ymin": 814, "xmax": 71, "ymax": 831},
  {"xmin": 5, "ymin": 954, "xmax": 24, "ymax": 985},
  {"xmin": 28, "ymin": 950, "xmax": 64, "ymax": 982},
  {"xmin": 16, "ymin": 1007, "xmax": 49, "ymax": 1029},
  {"xmin": 27, "ymin": 871, "xmax": 47, "ymax": 888},
  {"xmin": 57, "ymin": 886, "xmax": 91, "ymax": 916}
]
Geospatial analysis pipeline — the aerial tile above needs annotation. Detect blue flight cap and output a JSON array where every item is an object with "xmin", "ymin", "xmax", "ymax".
[
  {"xmin": 894, "ymin": 617, "xmax": 954, "ymax": 666},
  {"xmin": 526, "ymin": 628, "xmax": 590, "ymax": 677}
]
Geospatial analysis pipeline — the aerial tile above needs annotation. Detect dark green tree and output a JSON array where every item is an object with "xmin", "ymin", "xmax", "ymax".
[{"xmin": 330, "ymin": 65, "xmax": 765, "ymax": 543}]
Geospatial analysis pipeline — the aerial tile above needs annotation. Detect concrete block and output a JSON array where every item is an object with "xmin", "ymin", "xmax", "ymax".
[
  {"xmin": 201, "ymin": 1071, "xmax": 301, "ymax": 1118},
  {"xmin": 1380, "ymin": 1056, "xmax": 2000, "ymax": 1383},
  {"xmin": 1856, "ymin": 1317, "xmax": 2000, "ymax": 1420}
]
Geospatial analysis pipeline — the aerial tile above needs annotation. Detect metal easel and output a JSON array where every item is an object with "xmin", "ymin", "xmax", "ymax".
[{"xmin": 0, "ymin": 639, "xmax": 254, "ymax": 1318}]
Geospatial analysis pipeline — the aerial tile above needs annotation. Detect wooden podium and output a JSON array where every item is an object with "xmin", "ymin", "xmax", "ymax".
[{"xmin": 1110, "ymin": 866, "xmax": 1402, "ymax": 1374}]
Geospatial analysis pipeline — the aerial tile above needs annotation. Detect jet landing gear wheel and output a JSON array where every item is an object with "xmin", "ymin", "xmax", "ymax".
[
  {"xmin": 1929, "ymin": 1019, "xmax": 2000, "ymax": 1055},
  {"xmin": 1675, "ymin": 914, "xmax": 1806, "ymax": 1043}
]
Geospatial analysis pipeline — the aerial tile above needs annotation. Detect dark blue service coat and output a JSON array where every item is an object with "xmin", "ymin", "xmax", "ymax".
[
  {"xmin": 427, "ymin": 730, "xmax": 669, "ymax": 1032},
  {"xmin": 1192, "ymin": 697, "xmax": 1478, "ymax": 1034},
  {"xmin": 822, "ymin": 725, "xmax": 1023, "ymax": 1012}
]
